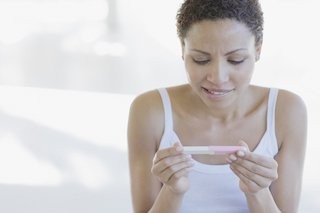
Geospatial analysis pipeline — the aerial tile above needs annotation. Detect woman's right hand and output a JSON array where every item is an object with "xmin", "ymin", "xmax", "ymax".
[{"xmin": 151, "ymin": 143, "xmax": 194, "ymax": 194}]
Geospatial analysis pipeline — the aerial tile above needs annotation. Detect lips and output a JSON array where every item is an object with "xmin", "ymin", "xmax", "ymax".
[{"xmin": 202, "ymin": 87, "xmax": 235, "ymax": 96}]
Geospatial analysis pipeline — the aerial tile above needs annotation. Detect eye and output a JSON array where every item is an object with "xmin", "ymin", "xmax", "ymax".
[
  {"xmin": 193, "ymin": 59, "xmax": 210, "ymax": 65},
  {"xmin": 228, "ymin": 59, "xmax": 245, "ymax": 65}
]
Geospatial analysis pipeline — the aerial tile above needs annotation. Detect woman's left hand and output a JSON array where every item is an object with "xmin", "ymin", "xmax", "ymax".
[{"xmin": 226, "ymin": 140, "xmax": 278, "ymax": 194}]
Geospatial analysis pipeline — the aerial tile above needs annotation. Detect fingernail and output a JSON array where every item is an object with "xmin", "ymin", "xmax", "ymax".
[
  {"xmin": 241, "ymin": 146, "xmax": 249, "ymax": 152},
  {"xmin": 237, "ymin": 150, "xmax": 245, "ymax": 157},
  {"xmin": 229, "ymin": 154, "xmax": 237, "ymax": 161},
  {"xmin": 176, "ymin": 146, "xmax": 183, "ymax": 152}
]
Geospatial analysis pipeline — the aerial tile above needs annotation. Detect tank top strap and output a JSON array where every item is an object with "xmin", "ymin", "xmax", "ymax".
[
  {"xmin": 264, "ymin": 88, "xmax": 279, "ymax": 154},
  {"xmin": 267, "ymin": 88, "xmax": 279, "ymax": 134},
  {"xmin": 158, "ymin": 88, "xmax": 173, "ymax": 132}
]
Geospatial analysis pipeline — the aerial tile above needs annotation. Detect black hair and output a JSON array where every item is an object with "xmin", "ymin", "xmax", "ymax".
[{"xmin": 176, "ymin": 0, "xmax": 264, "ymax": 45}]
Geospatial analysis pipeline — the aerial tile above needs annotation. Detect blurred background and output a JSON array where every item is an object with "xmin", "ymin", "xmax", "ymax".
[{"xmin": 0, "ymin": 0, "xmax": 319, "ymax": 212}]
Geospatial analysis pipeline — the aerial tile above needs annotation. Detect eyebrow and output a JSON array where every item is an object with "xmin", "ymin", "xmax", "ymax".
[
  {"xmin": 225, "ymin": 48, "xmax": 248, "ymax": 55},
  {"xmin": 190, "ymin": 48, "xmax": 248, "ymax": 55},
  {"xmin": 190, "ymin": 49, "xmax": 210, "ymax": 55}
]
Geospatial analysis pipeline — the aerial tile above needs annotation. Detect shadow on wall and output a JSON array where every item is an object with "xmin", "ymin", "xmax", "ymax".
[{"xmin": 0, "ymin": 110, "xmax": 132, "ymax": 213}]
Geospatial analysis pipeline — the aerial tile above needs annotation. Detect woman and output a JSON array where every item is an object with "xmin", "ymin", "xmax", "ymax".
[{"xmin": 127, "ymin": 0, "xmax": 307, "ymax": 212}]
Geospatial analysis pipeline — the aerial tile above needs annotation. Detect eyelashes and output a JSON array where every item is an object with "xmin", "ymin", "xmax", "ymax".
[
  {"xmin": 192, "ymin": 59, "xmax": 245, "ymax": 65},
  {"xmin": 228, "ymin": 59, "xmax": 245, "ymax": 65},
  {"xmin": 192, "ymin": 59, "xmax": 210, "ymax": 65}
]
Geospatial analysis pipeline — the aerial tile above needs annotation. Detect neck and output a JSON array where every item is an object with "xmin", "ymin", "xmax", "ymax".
[
  {"xmin": 201, "ymin": 102, "xmax": 243, "ymax": 125},
  {"xmin": 188, "ymin": 86, "xmax": 252, "ymax": 125}
]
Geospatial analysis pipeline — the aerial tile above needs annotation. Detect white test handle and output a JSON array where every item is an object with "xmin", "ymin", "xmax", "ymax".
[{"xmin": 183, "ymin": 146, "xmax": 245, "ymax": 155}]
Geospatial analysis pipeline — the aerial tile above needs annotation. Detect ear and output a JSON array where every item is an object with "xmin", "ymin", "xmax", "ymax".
[
  {"xmin": 181, "ymin": 40, "xmax": 185, "ymax": 60},
  {"xmin": 255, "ymin": 42, "xmax": 262, "ymax": 62}
]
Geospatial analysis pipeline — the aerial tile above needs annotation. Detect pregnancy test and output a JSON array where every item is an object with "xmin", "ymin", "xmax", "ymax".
[{"xmin": 183, "ymin": 146, "xmax": 245, "ymax": 155}]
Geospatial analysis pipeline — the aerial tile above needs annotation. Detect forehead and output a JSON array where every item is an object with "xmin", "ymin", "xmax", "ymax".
[{"xmin": 184, "ymin": 19, "xmax": 255, "ymax": 51}]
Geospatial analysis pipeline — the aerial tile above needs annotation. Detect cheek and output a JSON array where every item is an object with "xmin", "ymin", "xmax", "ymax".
[
  {"xmin": 185, "ymin": 69, "xmax": 196, "ymax": 84},
  {"xmin": 232, "ymin": 64, "xmax": 254, "ymax": 83},
  {"xmin": 185, "ymin": 66, "xmax": 204, "ymax": 84},
  {"xmin": 185, "ymin": 61, "xmax": 199, "ymax": 81}
]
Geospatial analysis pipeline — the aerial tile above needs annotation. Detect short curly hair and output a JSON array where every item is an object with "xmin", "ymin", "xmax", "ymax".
[{"xmin": 176, "ymin": 0, "xmax": 264, "ymax": 45}]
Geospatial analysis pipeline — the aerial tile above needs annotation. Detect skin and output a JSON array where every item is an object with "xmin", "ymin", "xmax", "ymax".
[{"xmin": 127, "ymin": 19, "xmax": 307, "ymax": 213}]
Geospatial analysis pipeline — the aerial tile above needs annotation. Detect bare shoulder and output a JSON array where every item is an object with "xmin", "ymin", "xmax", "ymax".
[
  {"xmin": 276, "ymin": 89, "xmax": 308, "ymax": 148},
  {"xmin": 129, "ymin": 89, "xmax": 163, "ymax": 119},
  {"xmin": 128, "ymin": 90, "xmax": 164, "ymax": 149},
  {"xmin": 276, "ymin": 89, "xmax": 307, "ymax": 125},
  {"xmin": 277, "ymin": 89, "xmax": 306, "ymax": 108}
]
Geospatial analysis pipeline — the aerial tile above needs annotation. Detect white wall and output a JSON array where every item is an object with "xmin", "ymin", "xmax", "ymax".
[{"xmin": 0, "ymin": 0, "xmax": 319, "ymax": 212}]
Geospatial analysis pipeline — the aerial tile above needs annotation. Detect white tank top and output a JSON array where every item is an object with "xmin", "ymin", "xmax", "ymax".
[{"xmin": 157, "ymin": 88, "xmax": 279, "ymax": 213}]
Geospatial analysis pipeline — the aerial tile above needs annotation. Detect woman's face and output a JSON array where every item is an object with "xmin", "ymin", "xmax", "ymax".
[{"xmin": 182, "ymin": 19, "xmax": 261, "ymax": 108}]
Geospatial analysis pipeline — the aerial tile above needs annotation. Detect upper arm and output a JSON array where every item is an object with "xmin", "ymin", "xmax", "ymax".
[
  {"xmin": 127, "ymin": 91, "xmax": 164, "ymax": 213},
  {"xmin": 271, "ymin": 90, "xmax": 308, "ymax": 212}
]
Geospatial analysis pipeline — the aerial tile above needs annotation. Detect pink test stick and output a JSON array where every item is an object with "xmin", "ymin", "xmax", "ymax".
[{"xmin": 183, "ymin": 146, "xmax": 245, "ymax": 155}]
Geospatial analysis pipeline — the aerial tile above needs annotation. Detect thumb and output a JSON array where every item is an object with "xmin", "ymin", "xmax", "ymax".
[
  {"xmin": 238, "ymin": 140, "xmax": 250, "ymax": 152},
  {"xmin": 173, "ymin": 142, "xmax": 183, "ymax": 152}
]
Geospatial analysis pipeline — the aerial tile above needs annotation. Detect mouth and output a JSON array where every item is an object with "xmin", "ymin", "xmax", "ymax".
[{"xmin": 202, "ymin": 87, "xmax": 235, "ymax": 97}]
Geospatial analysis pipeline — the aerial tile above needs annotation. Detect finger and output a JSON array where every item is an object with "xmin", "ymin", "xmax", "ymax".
[
  {"xmin": 238, "ymin": 140, "xmax": 250, "ymax": 151},
  {"xmin": 160, "ymin": 160, "xmax": 194, "ymax": 183},
  {"xmin": 230, "ymin": 163, "xmax": 274, "ymax": 188},
  {"xmin": 153, "ymin": 142, "xmax": 182, "ymax": 164},
  {"xmin": 152, "ymin": 153, "xmax": 192, "ymax": 174},
  {"xmin": 167, "ymin": 167, "xmax": 192, "ymax": 184},
  {"xmin": 226, "ymin": 140, "xmax": 249, "ymax": 163},
  {"xmin": 230, "ymin": 165, "xmax": 261, "ymax": 193},
  {"xmin": 236, "ymin": 151, "xmax": 278, "ymax": 170},
  {"xmin": 231, "ymin": 158, "xmax": 278, "ymax": 180},
  {"xmin": 235, "ymin": 140, "xmax": 250, "ymax": 158},
  {"xmin": 233, "ymin": 140, "xmax": 278, "ymax": 170}
]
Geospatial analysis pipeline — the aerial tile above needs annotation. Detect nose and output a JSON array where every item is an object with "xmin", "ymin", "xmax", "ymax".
[{"xmin": 206, "ymin": 60, "xmax": 229, "ymax": 84}]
